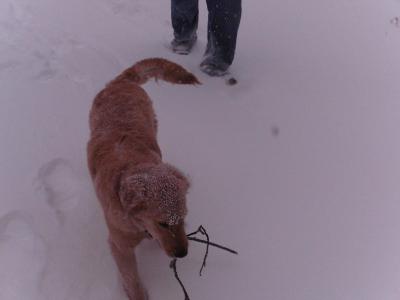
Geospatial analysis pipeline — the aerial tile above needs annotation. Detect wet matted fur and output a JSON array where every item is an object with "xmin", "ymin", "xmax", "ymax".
[{"xmin": 87, "ymin": 58, "xmax": 199, "ymax": 300}]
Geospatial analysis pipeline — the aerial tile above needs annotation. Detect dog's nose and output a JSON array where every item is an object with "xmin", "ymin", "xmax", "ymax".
[{"xmin": 174, "ymin": 248, "xmax": 188, "ymax": 258}]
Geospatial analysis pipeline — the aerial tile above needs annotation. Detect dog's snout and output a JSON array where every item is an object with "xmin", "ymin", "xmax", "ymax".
[{"xmin": 174, "ymin": 247, "xmax": 188, "ymax": 258}]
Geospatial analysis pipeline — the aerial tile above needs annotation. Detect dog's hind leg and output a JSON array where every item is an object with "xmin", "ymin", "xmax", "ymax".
[{"xmin": 109, "ymin": 240, "xmax": 148, "ymax": 300}]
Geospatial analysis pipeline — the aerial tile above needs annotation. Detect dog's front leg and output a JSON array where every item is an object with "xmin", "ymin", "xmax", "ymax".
[{"xmin": 109, "ymin": 239, "xmax": 148, "ymax": 300}]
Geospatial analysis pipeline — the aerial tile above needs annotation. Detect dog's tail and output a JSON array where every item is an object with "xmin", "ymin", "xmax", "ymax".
[{"xmin": 112, "ymin": 58, "xmax": 200, "ymax": 86}]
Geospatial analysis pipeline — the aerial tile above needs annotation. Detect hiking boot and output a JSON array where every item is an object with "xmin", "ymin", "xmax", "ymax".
[
  {"xmin": 171, "ymin": 36, "xmax": 197, "ymax": 55},
  {"xmin": 199, "ymin": 57, "xmax": 229, "ymax": 77}
]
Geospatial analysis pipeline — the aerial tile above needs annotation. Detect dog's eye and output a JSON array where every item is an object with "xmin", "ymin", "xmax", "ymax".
[{"xmin": 158, "ymin": 222, "xmax": 169, "ymax": 229}]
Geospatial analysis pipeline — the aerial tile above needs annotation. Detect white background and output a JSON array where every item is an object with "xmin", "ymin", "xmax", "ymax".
[{"xmin": 1, "ymin": 0, "xmax": 400, "ymax": 299}]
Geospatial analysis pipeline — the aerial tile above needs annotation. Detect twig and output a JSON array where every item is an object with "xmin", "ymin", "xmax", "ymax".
[
  {"xmin": 171, "ymin": 225, "xmax": 238, "ymax": 300},
  {"xmin": 170, "ymin": 259, "xmax": 190, "ymax": 300},
  {"xmin": 187, "ymin": 225, "xmax": 210, "ymax": 276},
  {"xmin": 187, "ymin": 237, "xmax": 238, "ymax": 255}
]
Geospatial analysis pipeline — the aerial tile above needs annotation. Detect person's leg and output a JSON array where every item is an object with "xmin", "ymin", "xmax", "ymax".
[
  {"xmin": 171, "ymin": 0, "xmax": 199, "ymax": 54},
  {"xmin": 202, "ymin": 0, "xmax": 242, "ymax": 76}
]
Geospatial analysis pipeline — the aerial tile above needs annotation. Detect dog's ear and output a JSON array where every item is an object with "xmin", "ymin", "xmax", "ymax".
[
  {"xmin": 118, "ymin": 174, "xmax": 148, "ymax": 214},
  {"xmin": 165, "ymin": 164, "xmax": 190, "ymax": 192}
]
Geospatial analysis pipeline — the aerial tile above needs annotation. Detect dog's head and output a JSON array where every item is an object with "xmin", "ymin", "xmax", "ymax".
[{"xmin": 119, "ymin": 163, "xmax": 190, "ymax": 258}]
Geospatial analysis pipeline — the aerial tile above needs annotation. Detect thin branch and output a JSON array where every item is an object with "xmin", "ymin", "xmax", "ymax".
[
  {"xmin": 187, "ymin": 225, "xmax": 210, "ymax": 276},
  {"xmin": 187, "ymin": 237, "xmax": 238, "ymax": 255},
  {"xmin": 171, "ymin": 225, "xmax": 239, "ymax": 300},
  {"xmin": 170, "ymin": 259, "xmax": 190, "ymax": 300}
]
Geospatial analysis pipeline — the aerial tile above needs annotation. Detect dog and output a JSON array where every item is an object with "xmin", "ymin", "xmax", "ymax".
[{"xmin": 87, "ymin": 58, "xmax": 200, "ymax": 300}]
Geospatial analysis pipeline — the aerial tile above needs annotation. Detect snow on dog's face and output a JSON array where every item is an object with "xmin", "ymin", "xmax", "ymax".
[{"xmin": 119, "ymin": 163, "xmax": 190, "ymax": 258}]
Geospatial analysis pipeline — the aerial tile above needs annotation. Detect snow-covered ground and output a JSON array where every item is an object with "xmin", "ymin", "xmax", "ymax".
[{"xmin": 1, "ymin": 0, "xmax": 400, "ymax": 299}]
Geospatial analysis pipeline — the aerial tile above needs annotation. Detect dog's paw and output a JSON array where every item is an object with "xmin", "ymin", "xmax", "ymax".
[
  {"xmin": 125, "ymin": 284, "xmax": 149, "ymax": 300},
  {"xmin": 143, "ymin": 288, "xmax": 149, "ymax": 300},
  {"xmin": 137, "ymin": 290, "xmax": 149, "ymax": 300}
]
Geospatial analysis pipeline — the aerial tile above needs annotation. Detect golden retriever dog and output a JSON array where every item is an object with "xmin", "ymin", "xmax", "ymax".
[{"xmin": 87, "ymin": 58, "xmax": 199, "ymax": 300}]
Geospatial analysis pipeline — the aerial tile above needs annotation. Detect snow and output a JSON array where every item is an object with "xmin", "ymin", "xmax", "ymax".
[{"xmin": 1, "ymin": 0, "xmax": 400, "ymax": 299}]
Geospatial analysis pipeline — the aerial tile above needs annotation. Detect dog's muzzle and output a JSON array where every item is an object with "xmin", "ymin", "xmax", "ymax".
[{"xmin": 174, "ymin": 247, "xmax": 188, "ymax": 258}]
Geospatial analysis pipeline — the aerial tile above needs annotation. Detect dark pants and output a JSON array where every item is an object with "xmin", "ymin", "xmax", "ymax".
[{"xmin": 171, "ymin": 0, "xmax": 241, "ymax": 67}]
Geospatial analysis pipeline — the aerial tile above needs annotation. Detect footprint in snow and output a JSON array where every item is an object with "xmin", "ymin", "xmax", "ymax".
[
  {"xmin": 103, "ymin": 0, "xmax": 147, "ymax": 19},
  {"xmin": 0, "ymin": 60, "xmax": 20, "ymax": 72},
  {"xmin": 31, "ymin": 50, "xmax": 59, "ymax": 81},
  {"xmin": 36, "ymin": 158, "xmax": 80, "ymax": 225},
  {"xmin": 390, "ymin": 17, "xmax": 400, "ymax": 28},
  {"xmin": 0, "ymin": 211, "xmax": 47, "ymax": 299}
]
